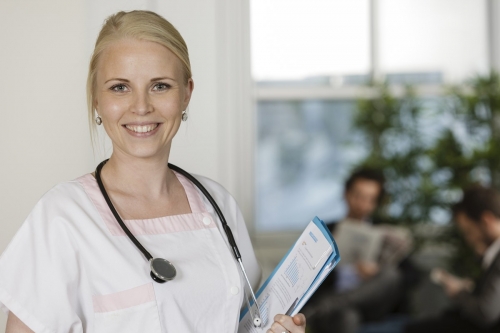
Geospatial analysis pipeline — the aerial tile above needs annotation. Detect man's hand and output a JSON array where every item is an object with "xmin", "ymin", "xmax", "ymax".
[
  {"xmin": 355, "ymin": 261, "xmax": 380, "ymax": 281},
  {"xmin": 431, "ymin": 268, "xmax": 474, "ymax": 297}
]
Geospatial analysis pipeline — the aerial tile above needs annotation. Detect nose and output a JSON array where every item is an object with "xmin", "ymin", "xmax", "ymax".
[{"xmin": 131, "ymin": 90, "xmax": 153, "ymax": 115}]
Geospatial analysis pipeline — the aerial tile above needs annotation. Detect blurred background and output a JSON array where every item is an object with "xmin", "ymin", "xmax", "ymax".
[{"xmin": 1, "ymin": 0, "xmax": 500, "ymax": 331}]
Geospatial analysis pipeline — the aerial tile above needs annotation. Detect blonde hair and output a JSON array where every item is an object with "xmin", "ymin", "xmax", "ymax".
[{"xmin": 86, "ymin": 10, "xmax": 192, "ymax": 142}]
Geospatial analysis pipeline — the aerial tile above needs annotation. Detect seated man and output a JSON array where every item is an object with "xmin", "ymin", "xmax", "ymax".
[
  {"xmin": 303, "ymin": 169, "xmax": 404, "ymax": 333},
  {"xmin": 405, "ymin": 186, "xmax": 500, "ymax": 333}
]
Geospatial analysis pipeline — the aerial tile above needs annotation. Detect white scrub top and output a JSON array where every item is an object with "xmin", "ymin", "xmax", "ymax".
[{"xmin": 0, "ymin": 172, "xmax": 261, "ymax": 333}]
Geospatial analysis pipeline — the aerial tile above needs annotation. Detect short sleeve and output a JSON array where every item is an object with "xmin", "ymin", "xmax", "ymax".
[{"xmin": 0, "ymin": 188, "xmax": 90, "ymax": 333}]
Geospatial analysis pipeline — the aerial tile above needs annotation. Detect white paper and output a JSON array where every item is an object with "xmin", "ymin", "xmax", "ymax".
[
  {"xmin": 334, "ymin": 219, "xmax": 384, "ymax": 264},
  {"xmin": 238, "ymin": 220, "xmax": 334, "ymax": 332}
]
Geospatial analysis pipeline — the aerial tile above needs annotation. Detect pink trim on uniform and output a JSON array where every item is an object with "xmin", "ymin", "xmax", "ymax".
[
  {"xmin": 174, "ymin": 170, "xmax": 205, "ymax": 214},
  {"xmin": 122, "ymin": 212, "xmax": 215, "ymax": 235},
  {"xmin": 77, "ymin": 174, "xmax": 123, "ymax": 235},
  {"xmin": 77, "ymin": 172, "xmax": 216, "ymax": 236},
  {"xmin": 92, "ymin": 283, "xmax": 156, "ymax": 313}
]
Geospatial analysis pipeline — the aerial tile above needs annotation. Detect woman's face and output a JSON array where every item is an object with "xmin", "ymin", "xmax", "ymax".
[{"xmin": 94, "ymin": 38, "xmax": 193, "ymax": 160}]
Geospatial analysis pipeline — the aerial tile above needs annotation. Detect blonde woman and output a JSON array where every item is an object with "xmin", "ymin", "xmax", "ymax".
[{"xmin": 0, "ymin": 10, "xmax": 306, "ymax": 333}]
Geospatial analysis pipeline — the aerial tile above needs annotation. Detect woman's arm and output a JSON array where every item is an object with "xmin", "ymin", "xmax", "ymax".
[{"xmin": 6, "ymin": 312, "xmax": 34, "ymax": 333}]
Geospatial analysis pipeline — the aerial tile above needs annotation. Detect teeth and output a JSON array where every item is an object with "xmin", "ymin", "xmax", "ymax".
[{"xmin": 125, "ymin": 124, "xmax": 158, "ymax": 133}]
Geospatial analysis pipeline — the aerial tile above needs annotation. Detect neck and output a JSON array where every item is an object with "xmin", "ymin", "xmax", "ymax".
[
  {"xmin": 346, "ymin": 212, "xmax": 366, "ymax": 222},
  {"xmin": 101, "ymin": 149, "xmax": 174, "ymax": 199}
]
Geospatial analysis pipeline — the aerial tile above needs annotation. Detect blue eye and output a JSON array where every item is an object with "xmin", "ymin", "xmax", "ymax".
[
  {"xmin": 153, "ymin": 83, "xmax": 171, "ymax": 91},
  {"xmin": 111, "ymin": 84, "xmax": 127, "ymax": 92}
]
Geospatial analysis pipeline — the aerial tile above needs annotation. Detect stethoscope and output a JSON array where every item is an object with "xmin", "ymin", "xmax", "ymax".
[{"xmin": 95, "ymin": 159, "xmax": 262, "ymax": 327}]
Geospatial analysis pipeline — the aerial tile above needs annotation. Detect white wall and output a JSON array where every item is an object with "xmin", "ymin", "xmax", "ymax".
[{"xmin": 0, "ymin": 0, "xmax": 253, "ymax": 331}]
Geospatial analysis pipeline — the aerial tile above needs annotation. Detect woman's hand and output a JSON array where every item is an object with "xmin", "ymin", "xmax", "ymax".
[{"xmin": 267, "ymin": 313, "xmax": 306, "ymax": 333}]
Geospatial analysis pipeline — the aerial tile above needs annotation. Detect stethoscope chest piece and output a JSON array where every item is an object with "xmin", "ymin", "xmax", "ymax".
[{"xmin": 150, "ymin": 258, "xmax": 177, "ymax": 283}]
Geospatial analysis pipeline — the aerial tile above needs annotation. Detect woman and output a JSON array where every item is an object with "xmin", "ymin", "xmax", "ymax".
[{"xmin": 0, "ymin": 10, "xmax": 306, "ymax": 333}]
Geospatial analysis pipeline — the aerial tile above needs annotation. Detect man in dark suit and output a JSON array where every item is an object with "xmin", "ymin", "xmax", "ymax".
[{"xmin": 405, "ymin": 186, "xmax": 500, "ymax": 332}]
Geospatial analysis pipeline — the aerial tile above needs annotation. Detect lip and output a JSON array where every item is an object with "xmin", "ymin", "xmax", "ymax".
[{"xmin": 122, "ymin": 122, "xmax": 162, "ymax": 137}]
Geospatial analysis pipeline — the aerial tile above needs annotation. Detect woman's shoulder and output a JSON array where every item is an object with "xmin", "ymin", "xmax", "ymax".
[
  {"xmin": 184, "ymin": 173, "xmax": 244, "ymax": 222},
  {"xmin": 2, "ymin": 175, "xmax": 93, "ymax": 263},
  {"xmin": 34, "ymin": 174, "xmax": 92, "ymax": 209},
  {"xmin": 190, "ymin": 174, "xmax": 228, "ymax": 194},
  {"xmin": 18, "ymin": 174, "xmax": 96, "ymax": 234},
  {"xmin": 189, "ymin": 174, "xmax": 238, "ymax": 206}
]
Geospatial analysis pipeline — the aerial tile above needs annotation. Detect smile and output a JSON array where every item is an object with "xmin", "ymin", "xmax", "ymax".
[{"xmin": 124, "ymin": 123, "xmax": 159, "ymax": 133}]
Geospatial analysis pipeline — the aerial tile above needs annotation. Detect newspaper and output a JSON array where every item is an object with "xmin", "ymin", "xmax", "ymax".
[
  {"xmin": 334, "ymin": 219, "xmax": 413, "ymax": 266},
  {"xmin": 238, "ymin": 217, "xmax": 340, "ymax": 332}
]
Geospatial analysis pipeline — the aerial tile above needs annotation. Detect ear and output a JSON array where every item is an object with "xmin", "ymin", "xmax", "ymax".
[{"xmin": 182, "ymin": 78, "xmax": 194, "ymax": 110}]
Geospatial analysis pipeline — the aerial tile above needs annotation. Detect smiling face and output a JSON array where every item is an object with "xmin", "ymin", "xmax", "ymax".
[{"xmin": 94, "ymin": 38, "xmax": 193, "ymax": 160}]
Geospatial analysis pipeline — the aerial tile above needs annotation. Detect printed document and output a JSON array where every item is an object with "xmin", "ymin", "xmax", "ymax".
[{"xmin": 238, "ymin": 217, "xmax": 340, "ymax": 332}]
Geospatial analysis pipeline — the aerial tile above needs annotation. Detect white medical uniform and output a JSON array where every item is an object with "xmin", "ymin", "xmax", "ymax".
[{"xmin": 0, "ymin": 172, "xmax": 261, "ymax": 333}]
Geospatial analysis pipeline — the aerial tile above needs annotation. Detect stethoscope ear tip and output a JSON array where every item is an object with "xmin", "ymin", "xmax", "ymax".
[{"xmin": 253, "ymin": 317, "xmax": 262, "ymax": 327}]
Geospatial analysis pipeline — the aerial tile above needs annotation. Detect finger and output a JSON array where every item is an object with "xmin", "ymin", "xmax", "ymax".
[
  {"xmin": 292, "ymin": 313, "xmax": 306, "ymax": 327},
  {"xmin": 273, "ymin": 314, "xmax": 301, "ymax": 332},
  {"xmin": 266, "ymin": 320, "xmax": 288, "ymax": 333},
  {"xmin": 274, "ymin": 314, "xmax": 290, "ymax": 325}
]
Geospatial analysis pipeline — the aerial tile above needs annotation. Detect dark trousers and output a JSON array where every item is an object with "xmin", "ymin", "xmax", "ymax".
[
  {"xmin": 404, "ymin": 310, "xmax": 500, "ymax": 333},
  {"xmin": 305, "ymin": 267, "xmax": 402, "ymax": 333}
]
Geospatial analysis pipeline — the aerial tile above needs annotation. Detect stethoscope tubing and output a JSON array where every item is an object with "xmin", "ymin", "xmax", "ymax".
[
  {"xmin": 167, "ymin": 163, "xmax": 242, "ymax": 261},
  {"xmin": 95, "ymin": 160, "xmax": 154, "ymax": 261},
  {"xmin": 95, "ymin": 159, "xmax": 262, "ymax": 326},
  {"xmin": 167, "ymin": 163, "xmax": 263, "ymax": 325}
]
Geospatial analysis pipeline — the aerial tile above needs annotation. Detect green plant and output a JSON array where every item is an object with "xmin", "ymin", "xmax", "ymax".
[
  {"xmin": 354, "ymin": 83, "xmax": 439, "ymax": 226},
  {"xmin": 354, "ymin": 72, "xmax": 500, "ymax": 277}
]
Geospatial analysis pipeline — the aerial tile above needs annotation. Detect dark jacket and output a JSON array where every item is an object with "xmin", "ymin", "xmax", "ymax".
[{"xmin": 454, "ymin": 250, "xmax": 500, "ymax": 328}]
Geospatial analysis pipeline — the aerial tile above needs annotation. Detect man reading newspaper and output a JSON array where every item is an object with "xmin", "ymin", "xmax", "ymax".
[{"xmin": 303, "ymin": 169, "xmax": 412, "ymax": 333}]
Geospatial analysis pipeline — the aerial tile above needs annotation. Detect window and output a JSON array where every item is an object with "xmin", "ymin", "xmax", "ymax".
[
  {"xmin": 378, "ymin": 0, "xmax": 488, "ymax": 83},
  {"xmin": 251, "ymin": 0, "xmax": 490, "ymax": 231},
  {"xmin": 251, "ymin": 0, "xmax": 370, "ymax": 81}
]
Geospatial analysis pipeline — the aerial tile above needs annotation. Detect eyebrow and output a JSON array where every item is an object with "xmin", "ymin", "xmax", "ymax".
[
  {"xmin": 104, "ymin": 77, "xmax": 176, "ymax": 84},
  {"xmin": 104, "ymin": 78, "xmax": 129, "ymax": 84},
  {"xmin": 151, "ymin": 76, "xmax": 176, "ymax": 82}
]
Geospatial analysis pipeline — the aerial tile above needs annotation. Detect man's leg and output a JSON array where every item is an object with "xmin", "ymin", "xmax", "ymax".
[
  {"xmin": 309, "ymin": 267, "xmax": 402, "ymax": 319},
  {"xmin": 404, "ymin": 309, "xmax": 500, "ymax": 333},
  {"xmin": 308, "ymin": 308, "xmax": 360, "ymax": 333}
]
